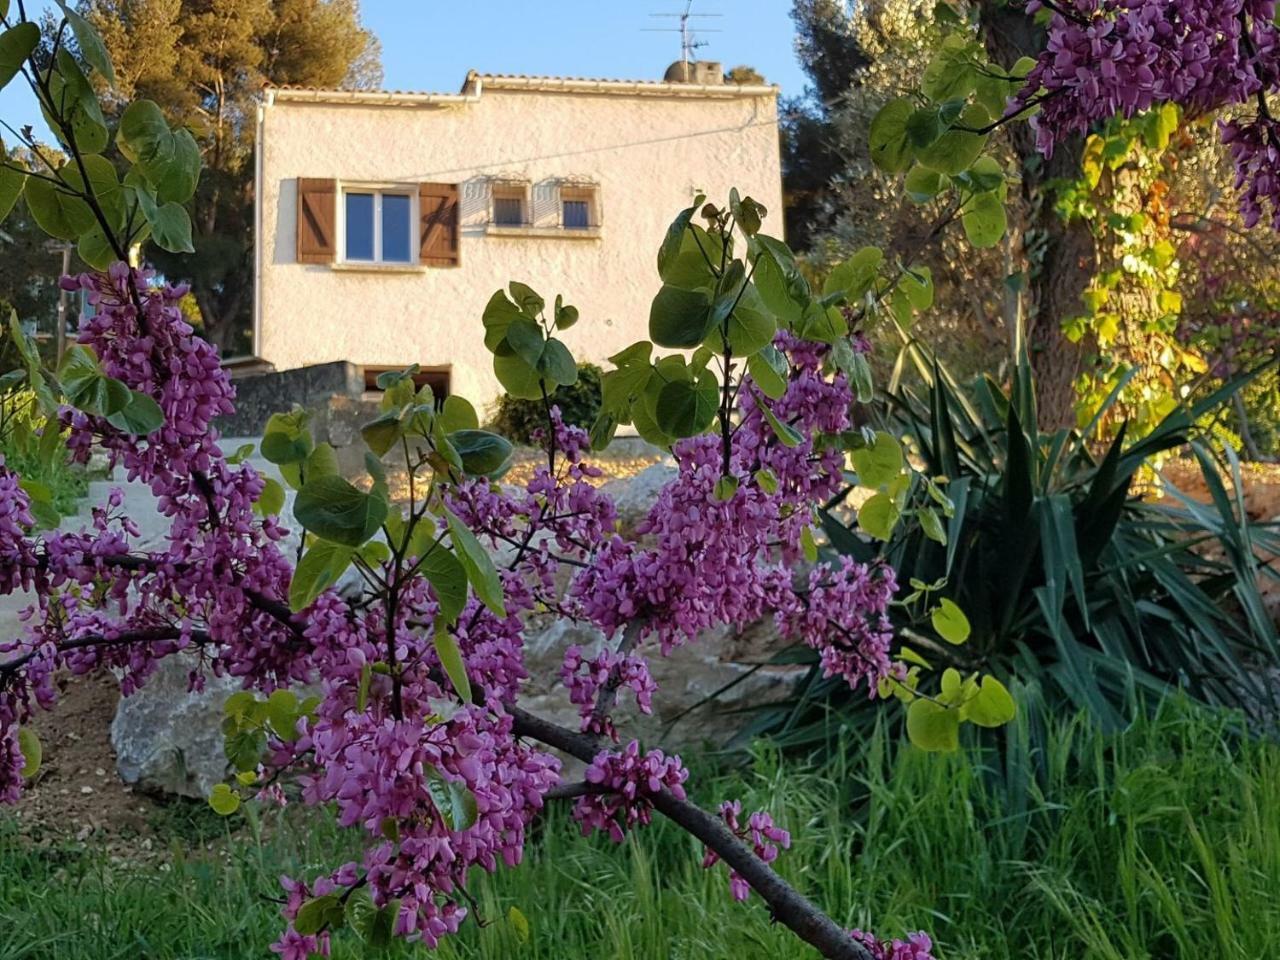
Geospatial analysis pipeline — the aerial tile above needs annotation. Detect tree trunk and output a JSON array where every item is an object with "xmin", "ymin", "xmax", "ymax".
[{"xmin": 979, "ymin": 2, "xmax": 1097, "ymax": 430}]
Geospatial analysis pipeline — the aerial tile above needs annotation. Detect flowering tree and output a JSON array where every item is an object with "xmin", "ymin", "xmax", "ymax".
[{"xmin": 0, "ymin": 2, "xmax": 1273, "ymax": 958}]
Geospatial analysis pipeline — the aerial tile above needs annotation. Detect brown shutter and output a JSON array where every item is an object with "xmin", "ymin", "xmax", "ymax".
[
  {"xmin": 419, "ymin": 182, "xmax": 460, "ymax": 267},
  {"xmin": 296, "ymin": 178, "xmax": 335, "ymax": 263}
]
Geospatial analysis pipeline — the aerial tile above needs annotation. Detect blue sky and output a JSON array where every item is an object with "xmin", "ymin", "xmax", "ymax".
[{"xmin": 0, "ymin": 1, "xmax": 808, "ymax": 139}]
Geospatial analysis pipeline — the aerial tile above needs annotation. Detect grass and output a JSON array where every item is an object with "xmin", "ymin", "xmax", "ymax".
[{"xmin": 2, "ymin": 696, "xmax": 1278, "ymax": 959}]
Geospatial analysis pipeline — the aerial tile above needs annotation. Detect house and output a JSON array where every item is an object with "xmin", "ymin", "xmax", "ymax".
[{"xmin": 250, "ymin": 63, "xmax": 782, "ymax": 405}]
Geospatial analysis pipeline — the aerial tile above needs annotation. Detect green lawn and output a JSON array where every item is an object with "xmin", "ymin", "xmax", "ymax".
[{"xmin": 2, "ymin": 698, "xmax": 1277, "ymax": 959}]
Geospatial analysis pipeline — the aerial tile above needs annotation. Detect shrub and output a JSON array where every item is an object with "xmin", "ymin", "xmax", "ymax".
[
  {"xmin": 747, "ymin": 340, "xmax": 1280, "ymax": 751},
  {"xmin": 489, "ymin": 362, "xmax": 602, "ymax": 445}
]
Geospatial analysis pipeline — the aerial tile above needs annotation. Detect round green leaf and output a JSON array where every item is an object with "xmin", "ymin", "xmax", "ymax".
[
  {"xmin": 962, "ymin": 191, "xmax": 1007, "ymax": 249},
  {"xmin": 208, "ymin": 782, "xmax": 240, "ymax": 815},
  {"xmin": 906, "ymin": 698, "xmax": 960, "ymax": 752},
  {"xmin": 439, "ymin": 395, "xmax": 479, "ymax": 432},
  {"xmin": 293, "ymin": 475, "xmax": 388, "ymax": 547},
  {"xmin": 24, "ymin": 173, "xmax": 95, "ymax": 241},
  {"xmin": 449, "ymin": 428, "xmax": 514, "ymax": 479},
  {"xmin": 650, "ymin": 284, "xmax": 714, "ymax": 348},
  {"xmin": 932, "ymin": 597, "xmax": 972, "ymax": 644},
  {"xmin": 493, "ymin": 352, "xmax": 542, "ymax": 400},
  {"xmin": 916, "ymin": 105, "xmax": 990, "ymax": 176},
  {"xmin": 851, "ymin": 431, "xmax": 904, "ymax": 489},
  {"xmin": 654, "ymin": 373, "xmax": 719, "ymax": 438},
  {"xmin": 966, "ymin": 675, "xmax": 1016, "ymax": 727},
  {"xmin": 823, "ymin": 246, "xmax": 883, "ymax": 301},
  {"xmin": 858, "ymin": 492, "xmax": 901, "ymax": 541},
  {"xmin": 869, "ymin": 97, "xmax": 915, "ymax": 173},
  {"xmin": 904, "ymin": 165, "xmax": 945, "ymax": 203}
]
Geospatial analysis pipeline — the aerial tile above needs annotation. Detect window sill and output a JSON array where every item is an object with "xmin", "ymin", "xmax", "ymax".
[
  {"xmin": 330, "ymin": 261, "xmax": 426, "ymax": 274},
  {"xmin": 484, "ymin": 225, "xmax": 602, "ymax": 240}
]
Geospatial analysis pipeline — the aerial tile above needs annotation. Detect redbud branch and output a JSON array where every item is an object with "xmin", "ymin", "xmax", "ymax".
[
  {"xmin": 507, "ymin": 705, "xmax": 873, "ymax": 960},
  {"xmin": 587, "ymin": 618, "xmax": 645, "ymax": 731},
  {"xmin": 0, "ymin": 628, "xmax": 210, "ymax": 682}
]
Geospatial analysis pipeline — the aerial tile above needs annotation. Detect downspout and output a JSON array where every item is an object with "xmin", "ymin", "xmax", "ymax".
[{"xmin": 252, "ymin": 91, "xmax": 271, "ymax": 360}]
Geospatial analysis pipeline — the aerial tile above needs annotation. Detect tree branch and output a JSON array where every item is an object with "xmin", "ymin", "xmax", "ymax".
[{"xmin": 507, "ymin": 705, "xmax": 873, "ymax": 960}]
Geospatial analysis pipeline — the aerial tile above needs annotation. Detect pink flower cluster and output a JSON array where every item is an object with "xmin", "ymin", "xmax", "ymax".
[
  {"xmin": 776, "ymin": 557, "xmax": 898, "ymax": 695},
  {"xmin": 850, "ymin": 930, "xmax": 938, "ymax": 960},
  {"xmin": 560, "ymin": 643, "xmax": 656, "ymax": 736},
  {"xmin": 570, "ymin": 333, "xmax": 897, "ymax": 700},
  {"xmin": 1017, "ymin": 0, "xmax": 1280, "ymax": 229},
  {"xmin": 702, "ymin": 800, "xmax": 792, "ymax": 901},
  {"xmin": 573, "ymin": 740, "xmax": 689, "ymax": 842}
]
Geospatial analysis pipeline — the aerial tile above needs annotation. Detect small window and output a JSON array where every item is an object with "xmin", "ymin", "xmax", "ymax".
[
  {"xmin": 563, "ymin": 200, "xmax": 590, "ymax": 229},
  {"xmin": 560, "ymin": 186, "xmax": 598, "ymax": 229},
  {"xmin": 343, "ymin": 188, "xmax": 413, "ymax": 263},
  {"xmin": 491, "ymin": 185, "xmax": 527, "ymax": 226}
]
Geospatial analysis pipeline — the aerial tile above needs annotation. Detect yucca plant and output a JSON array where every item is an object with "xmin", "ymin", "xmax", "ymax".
[{"xmin": 744, "ymin": 334, "xmax": 1280, "ymax": 750}]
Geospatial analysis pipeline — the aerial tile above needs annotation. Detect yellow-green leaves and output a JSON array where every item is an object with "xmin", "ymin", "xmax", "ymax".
[
  {"xmin": 207, "ymin": 782, "xmax": 240, "ymax": 815},
  {"xmin": 931, "ymin": 597, "xmax": 972, "ymax": 644},
  {"xmin": 289, "ymin": 539, "xmax": 354, "ymax": 611},
  {"xmin": 17, "ymin": 726, "xmax": 40, "ymax": 778},
  {"xmin": 508, "ymin": 905, "xmax": 531, "ymax": 943},
  {"xmin": 965, "ymin": 675, "xmax": 1016, "ymax": 727},
  {"xmin": 852, "ymin": 431, "xmax": 904, "ymax": 488},
  {"xmin": 907, "ymin": 698, "xmax": 960, "ymax": 753}
]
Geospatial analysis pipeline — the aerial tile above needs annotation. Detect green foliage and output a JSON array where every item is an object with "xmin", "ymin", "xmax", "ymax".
[
  {"xmin": 770, "ymin": 338, "xmax": 1280, "ymax": 749},
  {"xmin": 489, "ymin": 363, "xmax": 602, "ymax": 445},
  {"xmin": 5, "ymin": 701, "xmax": 1280, "ymax": 959}
]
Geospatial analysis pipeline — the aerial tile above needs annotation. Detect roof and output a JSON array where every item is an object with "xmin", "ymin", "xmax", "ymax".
[{"xmin": 264, "ymin": 69, "xmax": 777, "ymax": 107}]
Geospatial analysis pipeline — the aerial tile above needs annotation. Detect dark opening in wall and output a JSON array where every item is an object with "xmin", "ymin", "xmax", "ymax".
[{"xmin": 362, "ymin": 365, "xmax": 451, "ymax": 406}]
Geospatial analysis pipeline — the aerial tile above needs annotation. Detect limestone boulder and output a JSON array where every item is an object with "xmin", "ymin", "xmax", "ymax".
[{"xmin": 109, "ymin": 654, "xmax": 240, "ymax": 799}]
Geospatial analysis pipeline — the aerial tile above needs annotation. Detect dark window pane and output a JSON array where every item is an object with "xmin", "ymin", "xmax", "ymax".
[
  {"xmin": 345, "ymin": 192, "xmax": 374, "ymax": 260},
  {"xmin": 563, "ymin": 199, "xmax": 590, "ymax": 228},
  {"xmin": 382, "ymin": 193, "xmax": 411, "ymax": 262},
  {"xmin": 493, "ymin": 196, "xmax": 524, "ymax": 225}
]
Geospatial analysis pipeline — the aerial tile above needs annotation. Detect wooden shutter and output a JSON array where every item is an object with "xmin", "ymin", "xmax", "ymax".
[
  {"xmin": 419, "ymin": 182, "xmax": 460, "ymax": 267},
  {"xmin": 296, "ymin": 178, "xmax": 336, "ymax": 263}
]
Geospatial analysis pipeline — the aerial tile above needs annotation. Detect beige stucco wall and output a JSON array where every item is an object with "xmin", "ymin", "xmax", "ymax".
[{"xmin": 254, "ymin": 80, "xmax": 782, "ymax": 407}]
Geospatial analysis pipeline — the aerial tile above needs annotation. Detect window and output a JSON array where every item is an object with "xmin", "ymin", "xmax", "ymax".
[
  {"xmin": 560, "ymin": 186, "xmax": 598, "ymax": 230},
  {"xmin": 563, "ymin": 199, "xmax": 590, "ymax": 229},
  {"xmin": 343, "ymin": 189, "xmax": 413, "ymax": 263},
  {"xmin": 491, "ymin": 185, "xmax": 527, "ymax": 226}
]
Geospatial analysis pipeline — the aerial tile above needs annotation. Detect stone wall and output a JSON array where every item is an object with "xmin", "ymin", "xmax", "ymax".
[{"xmin": 216, "ymin": 361, "xmax": 364, "ymax": 437}]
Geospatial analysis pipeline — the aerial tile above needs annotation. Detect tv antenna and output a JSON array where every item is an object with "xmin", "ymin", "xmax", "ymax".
[{"xmin": 644, "ymin": 1, "xmax": 722, "ymax": 66}]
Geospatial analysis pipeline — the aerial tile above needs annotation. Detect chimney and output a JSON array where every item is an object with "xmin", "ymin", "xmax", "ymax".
[{"xmin": 694, "ymin": 60, "xmax": 723, "ymax": 85}]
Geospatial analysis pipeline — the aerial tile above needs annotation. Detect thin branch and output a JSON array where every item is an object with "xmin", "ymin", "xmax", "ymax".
[{"xmin": 507, "ymin": 705, "xmax": 874, "ymax": 960}]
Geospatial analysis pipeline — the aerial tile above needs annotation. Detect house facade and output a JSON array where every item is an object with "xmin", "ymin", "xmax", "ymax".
[{"xmin": 252, "ymin": 66, "xmax": 781, "ymax": 404}]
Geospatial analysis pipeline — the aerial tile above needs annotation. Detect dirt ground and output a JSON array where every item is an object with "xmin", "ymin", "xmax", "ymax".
[{"xmin": 8, "ymin": 672, "xmax": 179, "ymax": 855}]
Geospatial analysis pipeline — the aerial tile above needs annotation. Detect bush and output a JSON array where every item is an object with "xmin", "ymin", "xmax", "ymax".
[
  {"xmin": 0, "ymin": 385, "xmax": 87, "ymax": 523},
  {"xmin": 747, "ymin": 340, "xmax": 1280, "ymax": 751},
  {"xmin": 488, "ymin": 362, "xmax": 602, "ymax": 445}
]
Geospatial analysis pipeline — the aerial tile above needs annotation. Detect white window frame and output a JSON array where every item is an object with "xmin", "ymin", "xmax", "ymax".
[{"xmin": 338, "ymin": 184, "xmax": 417, "ymax": 264}]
